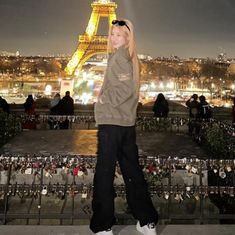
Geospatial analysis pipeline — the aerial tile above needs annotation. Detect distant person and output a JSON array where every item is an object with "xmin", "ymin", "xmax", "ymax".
[
  {"xmin": 24, "ymin": 95, "xmax": 36, "ymax": 115},
  {"xmin": 0, "ymin": 96, "xmax": 9, "ymax": 114},
  {"xmin": 185, "ymin": 94, "xmax": 199, "ymax": 118},
  {"xmin": 198, "ymin": 95, "xmax": 212, "ymax": 119},
  {"xmin": 59, "ymin": 91, "xmax": 74, "ymax": 115},
  {"xmin": 152, "ymin": 93, "xmax": 169, "ymax": 118},
  {"xmin": 185, "ymin": 94, "xmax": 200, "ymax": 135},
  {"xmin": 50, "ymin": 93, "xmax": 61, "ymax": 115},
  {"xmin": 22, "ymin": 94, "xmax": 36, "ymax": 129},
  {"xmin": 58, "ymin": 91, "xmax": 74, "ymax": 129},
  {"xmin": 90, "ymin": 19, "xmax": 158, "ymax": 235},
  {"xmin": 48, "ymin": 93, "xmax": 61, "ymax": 129}
]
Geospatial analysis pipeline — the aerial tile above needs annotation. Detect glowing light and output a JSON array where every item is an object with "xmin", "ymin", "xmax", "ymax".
[
  {"xmin": 45, "ymin": 85, "xmax": 52, "ymax": 96},
  {"xmin": 188, "ymin": 81, "xmax": 193, "ymax": 89},
  {"xmin": 140, "ymin": 84, "xmax": 148, "ymax": 91},
  {"xmin": 74, "ymin": 70, "xmax": 80, "ymax": 77},
  {"xmin": 159, "ymin": 82, "xmax": 164, "ymax": 89},
  {"xmin": 150, "ymin": 82, "xmax": 156, "ymax": 89},
  {"xmin": 88, "ymin": 80, "xmax": 94, "ymax": 86},
  {"xmin": 97, "ymin": 0, "xmax": 111, "ymax": 3},
  {"xmin": 86, "ymin": 21, "xmax": 96, "ymax": 37},
  {"xmin": 83, "ymin": 72, "xmax": 89, "ymax": 80},
  {"xmin": 0, "ymin": 89, "xmax": 9, "ymax": 94},
  {"xmin": 80, "ymin": 92, "xmax": 92, "ymax": 104},
  {"xmin": 167, "ymin": 82, "xmax": 174, "ymax": 89}
]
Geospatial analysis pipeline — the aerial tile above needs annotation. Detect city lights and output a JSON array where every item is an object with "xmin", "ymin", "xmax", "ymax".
[
  {"xmin": 44, "ymin": 84, "xmax": 52, "ymax": 95},
  {"xmin": 0, "ymin": 0, "xmax": 234, "ymax": 108}
]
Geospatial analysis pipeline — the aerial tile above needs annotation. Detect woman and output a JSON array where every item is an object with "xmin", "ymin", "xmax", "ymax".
[
  {"xmin": 22, "ymin": 94, "xmax": 36, "ymax": 129},
  {"xmin": 90, "ymin": 19, "xmax": 158, "ymax": 235},
  {"xmin": 24, "ymin": 94, "xmax": 35, "ymax": 115},
  {"xmin": 152, "ymin": 93, "xmax": 169, "ymax": 118}
]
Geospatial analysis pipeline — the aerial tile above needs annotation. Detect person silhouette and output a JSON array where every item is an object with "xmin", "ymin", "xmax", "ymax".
[
  {"xmin": 152, "ymin": 93, "xmax": 169, "ymax": 118},
  {"xmin": 90, "ymin": 19, "xmax": 158, "ymax": 235}
]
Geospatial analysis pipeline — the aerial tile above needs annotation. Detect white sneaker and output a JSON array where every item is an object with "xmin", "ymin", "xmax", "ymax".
[
  {"xmin": 136, "ymin": 221, "xmax": 157, "ymax": 235},
  {"xmin": 95, "ymin": 229, "xmax": 114, "ymax": 235}
]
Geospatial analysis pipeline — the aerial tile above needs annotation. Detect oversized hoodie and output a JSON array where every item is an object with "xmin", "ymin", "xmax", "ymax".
[{"xmin": 94, "ymin": 46, "xmax": 138, "ymax": 126}]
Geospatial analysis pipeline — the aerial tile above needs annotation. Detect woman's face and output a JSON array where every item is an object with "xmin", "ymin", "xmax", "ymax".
[{"xmin": 111, "ymin": 26, "xmax": 128, "ymax": 49}]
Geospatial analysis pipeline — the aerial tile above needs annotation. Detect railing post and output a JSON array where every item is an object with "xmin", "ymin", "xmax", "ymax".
[
  {"xmin": 3, "ymin": 163, "xmax": 12, "ymax": 224},
  {"xmin": 37, "ymin": 166, "xmax": 44, "ymax": 225},
  {"xmin": 167, "ymin": 157, "xmax": 171, "ymax": 223},
  {"xmin": 199, "ymin": 159, "xmax": 203, "ymax": 224}
]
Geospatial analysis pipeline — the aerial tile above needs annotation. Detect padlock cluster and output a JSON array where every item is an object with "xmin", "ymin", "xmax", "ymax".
[
  {"xmin": 0, "ymin": 183, "xmax": 234, "ymax": 203},
  {"xmin": 0, "ymin": 154, "xmax": 234, "ymax": 202}
]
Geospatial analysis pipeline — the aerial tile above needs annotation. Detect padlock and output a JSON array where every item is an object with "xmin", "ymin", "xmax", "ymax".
[
  {"xmin": 81, "ymin": 192, "xmax": 88, "ymax": 199},
  {"xmin": 164, "ymin": 192, "xmax": 169, "ymax": 200},
  {"xmin": 25, "ymin": 167, "xmax": 32, "ymax": 175},
  {"xmin": 194, "ymin": 193, "xmax": 200, "ymax": 201},
  {"xmin": 229, "ymin": 187, "xmax": 234, "ymax": 197},
  {"xmin": 185, "ymin": 164, "xmax": 191, "ymax": 171},
  {"xmin": 191, "ymin": 166, "xmax": 198, "ymax": 174},
  {"xmin": 186, "ymin": 186, "xmax": 191, "ymax": 192},
  {"xmin": 219, "ymin": 168, "xmax": 226, "ymax": 179},
  {"xmin": 41, "ymin": 186, "xmax": 47, "ymax": 195},
  {"xmin": 226, "ymin": 165, "xmax": 232, "ymax": 172},
  {"xmin": 73, "ymin": 167, "xmax": 79, "ymax": 176},
  {"xmin": 77, "ymin": 170, "xmax": 84, "ymax": 177}
]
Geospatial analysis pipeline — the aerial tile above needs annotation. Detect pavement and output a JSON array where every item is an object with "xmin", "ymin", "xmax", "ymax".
[
  {"xmin": 0, "ymin": 129, "xmax": 234, "ymax": 234},
  {"xmin": 1, "ymin": 129, "xmax": 207, "ymax": 158},
  {"xmin": 0, "ymin": 225, "xmax": 235, "ymax": 235}
]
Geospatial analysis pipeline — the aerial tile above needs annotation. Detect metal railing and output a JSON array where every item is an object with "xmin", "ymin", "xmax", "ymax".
[
  {"xmin": 0, "ymin": 154, "xmax": 234, "ymax": 225},
  {"xmin": 0, "ymin": 113, "xmax": 234, "ymax": 224}
]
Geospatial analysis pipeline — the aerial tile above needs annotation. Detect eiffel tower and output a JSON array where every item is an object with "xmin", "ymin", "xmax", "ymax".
[{"xmin": 65, "ymin": 0, "xmax": 117, "ymax": 76}]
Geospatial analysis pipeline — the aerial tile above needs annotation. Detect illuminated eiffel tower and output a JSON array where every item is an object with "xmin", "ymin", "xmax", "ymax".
[{"xmin": 65, "ymin": 0, "xmax": 117, "ymax": 76}]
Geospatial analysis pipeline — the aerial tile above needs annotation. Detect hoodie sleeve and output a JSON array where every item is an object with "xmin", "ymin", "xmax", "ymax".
[
  {"xmin": 98, "ymin": 51, "xmax": 135, "ymax": 107},
  {"xmin": 99, "ymin": 77, "xmax": 134, "ymax": 107}
]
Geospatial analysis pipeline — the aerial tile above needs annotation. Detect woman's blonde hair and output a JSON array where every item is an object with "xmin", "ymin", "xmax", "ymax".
[{"xmin": 107, "ymin": 19, "xmax": 140, "ymax": 97}]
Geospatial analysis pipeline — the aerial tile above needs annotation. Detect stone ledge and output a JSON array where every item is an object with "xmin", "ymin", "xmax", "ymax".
[{"xmin": 0, "ymin": 225, "xmax": 235, "ymax": 235}]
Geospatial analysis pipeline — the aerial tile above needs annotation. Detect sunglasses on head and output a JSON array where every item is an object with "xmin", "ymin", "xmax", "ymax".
[{"xmin": 112, "ymin": 20, "xmax": 130, "ymax": 31}]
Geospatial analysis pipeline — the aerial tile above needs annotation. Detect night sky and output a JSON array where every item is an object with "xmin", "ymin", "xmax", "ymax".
[{"xmin": 1, "ymin": 0, "xmax": 235, "ymax": 58}]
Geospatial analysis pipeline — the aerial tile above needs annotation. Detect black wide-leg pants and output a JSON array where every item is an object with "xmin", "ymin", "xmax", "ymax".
[{"xmin": 90, "ymin": 125, "xmax": 158, "ymax": 233}]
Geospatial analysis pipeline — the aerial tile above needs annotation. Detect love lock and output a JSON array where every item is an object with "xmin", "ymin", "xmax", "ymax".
[
  {"xmin": 185, "ymin": 164, "xmax": 191, "ymax": 171},
  {"xmin": 191, "ymin": 166, "xmax": 198, "ymax": 174},
  {"xmin": 229, "ymin": 187, "xmax": 234, "ymax": 197},
  {"xmin": 77, "ymin": 170, "xmax": 84, "ymax": 177},
  {"xmin": 194, "ymin": 193, "xmax": 200, "ymax": 201},
  {"xmin": 81, "ymin": 192, "xmax": 88, "ymax": 199},
  {"xmin": 219, "ymin": 168, "xmax": 226, "ymax": 179},
  {"xmin": 226, "ymin": 165, "xmax": 232, "ymax": 172},
  {"xmin": 175, "ymin": 193, "xmax": 183, "ymax": 202},
  {"xmin": 164, "ymin": 192, "xmax": 170, "ymax": 200},
  {"xmin": 45, "ymin": 171, "xmax": 52, "ymax": 178},
  {"xmin": 41, "ymin": 186, "xmax": 48, "ymax": 195},
  {"xmin": 186, "ymin": 186, "xmax": 191, "ymax": 192},
  {"xmin": 25, "ymin": 167, "xmax": 32, "ymax": 175}
]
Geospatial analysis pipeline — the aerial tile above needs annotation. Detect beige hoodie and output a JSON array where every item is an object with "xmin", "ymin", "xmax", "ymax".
[{"xmin": 94, "ymin": 46, "xmax": 138, "ymax": 126}]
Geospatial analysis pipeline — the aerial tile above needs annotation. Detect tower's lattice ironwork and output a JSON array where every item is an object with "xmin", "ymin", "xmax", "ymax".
[{"xmin": 65, "ymin": 0, "xmax": 117, "ymax": 75}]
